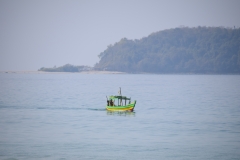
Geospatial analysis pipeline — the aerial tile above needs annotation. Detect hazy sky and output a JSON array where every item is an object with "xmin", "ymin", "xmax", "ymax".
[{"xmin": 1, "ymin": 0, "xmax": 240, "ymax": 71}]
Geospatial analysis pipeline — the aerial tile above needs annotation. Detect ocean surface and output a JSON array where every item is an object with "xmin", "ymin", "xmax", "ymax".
[{"xmin": 0, "ymin": 73, "xmax": 240, "ymax": 160}]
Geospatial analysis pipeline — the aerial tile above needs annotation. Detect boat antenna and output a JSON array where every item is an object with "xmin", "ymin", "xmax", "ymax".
[
  {"xmin": 119, "ymin": 87, "xmax": 122, "ymax": 96},
  {"xmin": 106, "ymin": 96, "xmax": 108, "ymax": 100},
  {"xmin": 119, "ymin": 87, "xmax": 123, "ymax": 105}
]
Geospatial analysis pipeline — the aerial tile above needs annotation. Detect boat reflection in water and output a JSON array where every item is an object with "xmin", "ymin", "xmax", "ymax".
[{"xmin": 106, "ymin": 110, "xmax": 136, "ymax": 117}]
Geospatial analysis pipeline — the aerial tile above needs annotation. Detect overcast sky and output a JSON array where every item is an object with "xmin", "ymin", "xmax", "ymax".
[{"xmin": 1, "ymin": 0, "xmax": 240, "ymax": 71}]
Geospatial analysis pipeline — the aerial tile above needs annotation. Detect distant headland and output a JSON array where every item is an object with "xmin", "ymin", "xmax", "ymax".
[{"xmin": 39, "ymin": 26, "xmax": 240, "ymax": 74}]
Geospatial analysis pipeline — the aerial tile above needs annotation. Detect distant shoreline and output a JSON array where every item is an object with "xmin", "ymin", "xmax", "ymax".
[
  {"xmin": 1, "ymin": 71, "xmax": 240, "ymax": 75},
  {"xmin": 0, "ymin": 71, "xmax": 126, "ymax": 74}
]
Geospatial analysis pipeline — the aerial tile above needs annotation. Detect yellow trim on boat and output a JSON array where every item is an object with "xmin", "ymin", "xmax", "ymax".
[{"xmin": 106, "ymin": 107, "xmax": 134, "ymax": 111}]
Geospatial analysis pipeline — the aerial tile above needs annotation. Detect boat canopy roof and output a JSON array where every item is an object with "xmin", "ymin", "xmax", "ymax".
[{"xmin": 109, "ymin": 95, "xmax": 131, "ymax": 100}]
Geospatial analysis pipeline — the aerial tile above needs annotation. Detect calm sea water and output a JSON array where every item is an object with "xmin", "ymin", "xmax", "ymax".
[{"xmin": 0, "ymin": 73, "xmax": 240, "ymax": 160}]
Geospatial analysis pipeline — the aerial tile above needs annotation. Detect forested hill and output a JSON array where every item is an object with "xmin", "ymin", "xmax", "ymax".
[{"xmin": 95, "ymin": 27, "xmax": 240, "ymax": 73}]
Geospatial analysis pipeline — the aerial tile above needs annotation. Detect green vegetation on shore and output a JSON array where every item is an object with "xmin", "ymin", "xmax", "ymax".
[
  {"xmin": 95, "ymin": 27, "xmax": 240, "ymax": 73},
  {"xmin": 38, "ymin": 64, "xmax": 92, "ymax": 72},
  {"xmin": 39, "ymin": 27, "xmax": 240, "ymax": 74}
]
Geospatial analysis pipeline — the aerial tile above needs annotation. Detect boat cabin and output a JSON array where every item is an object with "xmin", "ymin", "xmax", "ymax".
[{"xmin": 107, "ymin": 95, "xmax": 131, "ymax": 106}]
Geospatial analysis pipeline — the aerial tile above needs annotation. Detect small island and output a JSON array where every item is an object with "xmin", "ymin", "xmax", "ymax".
[{"xmin": 38, "ymin": 64, "xmax": 92, "ymax": 72}]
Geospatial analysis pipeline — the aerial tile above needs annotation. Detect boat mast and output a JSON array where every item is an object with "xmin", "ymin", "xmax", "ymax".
[
  {"xmin": 119, "ymin": 87, "xmax": 122, "ymax": 106},
  {"xmin": 119, "ymin": 87, "xmax": 121, "ymax": 96}
]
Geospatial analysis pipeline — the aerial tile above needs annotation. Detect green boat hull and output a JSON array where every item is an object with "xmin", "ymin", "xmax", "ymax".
[{"xmin": 106, "ymin": 101, "xmax": 136, "ymax": 111}]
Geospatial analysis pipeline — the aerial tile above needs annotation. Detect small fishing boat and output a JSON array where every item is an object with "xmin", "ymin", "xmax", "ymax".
[{"xmin": 106, "ymin": 88, "xmax": 136, "ymax": 112}]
